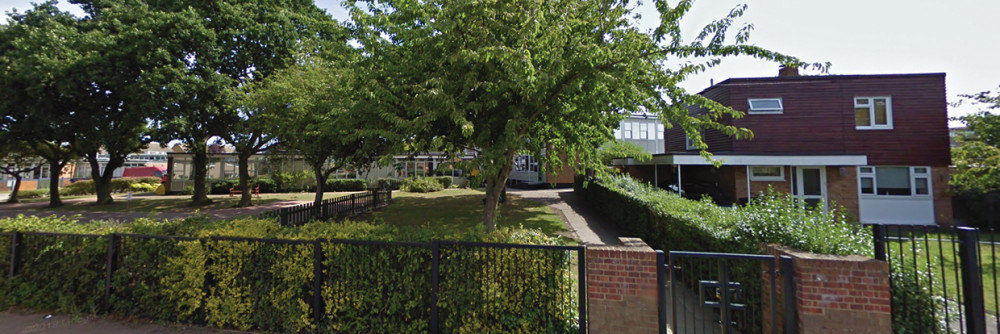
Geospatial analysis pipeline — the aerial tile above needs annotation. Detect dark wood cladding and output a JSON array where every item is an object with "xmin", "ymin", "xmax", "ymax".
[
  {"xmin": 666, "ymin": 73, "xmax": 950, "ymax": 167},
  {"xmin": 666, "ymin": 86, "xmax": 732, "ymax": 152}
]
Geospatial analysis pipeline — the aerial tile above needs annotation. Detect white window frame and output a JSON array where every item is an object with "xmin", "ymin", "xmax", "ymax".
[
  {"xmin": 747, "ymin": 98, "xmax": 784, "ymax": 114},
  {"xmin": 622, "ymin": 122, "xmax": 633, "ymax": 139},
  {"xmin": 749, "ymin": 166, "xmax": 785, "ymax": 181},
  {"xmin": 639, "ymin": 123, "xmax": 649, "ymax": 139},
  {"xmin": 854, "ymin": 96, "xmax": 894, "ymax": 130},
  {"xmin": 685, "ymin": 134, "xmax": 696, "ymax": 150},
  {"xmin": 656, "ymin": 124, "xmax": 664, "ymax": 140},
  {"xmin": 858, "ymin": 166, "xmax": 932, "ymax": 197}
]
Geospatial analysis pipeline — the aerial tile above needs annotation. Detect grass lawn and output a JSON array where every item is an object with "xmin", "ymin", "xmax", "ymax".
[
  {"xmin": 372, "ymin": 188, "xmax": 572, "ymax": 241},
  {"xmin": 889, "ymin": 232, "xmax": 1000, "ymax": 315},
  {"xmin": 12, "ymin": 192, "xmax": 360, "ymax": 213}
]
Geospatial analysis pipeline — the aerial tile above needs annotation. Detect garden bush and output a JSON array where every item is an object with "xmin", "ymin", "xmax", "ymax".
[
  {"xmin": 209, "ymin": 179, "xmax": 239, "ymax": 195},
  {"xmin": 0, "ymin": 216, "xmax": 577, "ymax": 333},
  {"xmin": 16, "ymin": 189, "xmax": 48, "ymax": 199},
  {"xmin": 324, "ymin": 178, "xmax": 367, "ymax": 191},
  {"xmin": 432, "ymin": 176, "xmax": 453, "ymax": 188},
  {"xmin": 60, "ymin": 178, "xmax": 162, "ymax": 196},
  {"xmin": 376, "ymin": 177, "xmax": 404, "ymax": 190},
  {"xmin": 576, "ymin": 174, "xmax": 939, "ymax": 333},
  {"xmin": 401, "ymin": 178, "xmax": 444, "ymax": 193}
]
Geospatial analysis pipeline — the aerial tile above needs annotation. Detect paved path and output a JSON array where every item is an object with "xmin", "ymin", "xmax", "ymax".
[{"xmin": 508, "ymin": 188, "xmax": 624, "ymax": 245}]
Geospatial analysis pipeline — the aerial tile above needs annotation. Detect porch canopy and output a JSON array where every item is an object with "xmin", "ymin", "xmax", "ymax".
[{"xmin": 613, "ymin": 153, "xmax": 869, "ymax": 203}]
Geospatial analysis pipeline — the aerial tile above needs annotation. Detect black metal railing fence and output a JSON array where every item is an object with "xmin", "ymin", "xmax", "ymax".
[
  {"xmin": 257, "ymin": 189, "xmax": 392, "ymax": 226},
  {"xmin": 872, "ymin": 224, "xmax": 1000, "ymax": 334},
  {"xmin": 1, "ymin": 231, "xmax": 585, "ymax": 333}
]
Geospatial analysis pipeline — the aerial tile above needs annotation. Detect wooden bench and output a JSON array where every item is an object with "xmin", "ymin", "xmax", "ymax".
[{"xmin": 229, "ymin": 184, "xmax": 261, "ymax": 198}]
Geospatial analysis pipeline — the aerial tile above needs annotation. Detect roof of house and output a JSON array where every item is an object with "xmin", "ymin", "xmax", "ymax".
[{"xmin": 697, "ymin": 72, "xmax": 946, "ymax": 96}]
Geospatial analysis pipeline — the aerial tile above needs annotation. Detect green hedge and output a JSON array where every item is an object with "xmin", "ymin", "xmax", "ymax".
[
  {"xmin": 324, "ymin": 178, "xmax": 367, "ymax": 191},
  {"xmin": 576, "ymin": 174, "xmax": 870, "ymax": 255},
  {"xmin": 0, "ymin": 216, "xmax": 577, "ymax": 333},
  {"xmin": 577, "ymin": 174, "xmax": 934, "ymax": 333},
  {"xmin": 376, "ymin": 178, "xmax": 404, "ymax": 190},
  {"xmin": 401, "ymin": 178, "xmax": 444, "ymax": 193},
  {"xmin": 61, "ymin": 177, "xmax": 162, "ymax": 196},
  {"xmin": 15, "ymin": 189, "xmax": 47, "ymax": 199}
]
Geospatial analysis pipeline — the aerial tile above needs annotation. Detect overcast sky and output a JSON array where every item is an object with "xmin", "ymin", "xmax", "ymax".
[{"xmin": 3, "ymin": 0, "xmax": 998, "ymax": 125}]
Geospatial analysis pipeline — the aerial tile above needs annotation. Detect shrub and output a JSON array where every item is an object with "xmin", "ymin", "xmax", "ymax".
[
  {"xmin": 432, "ymin": 176, "xmax": 453, "ymax": 189},
  {"xmin": 61, "ymin": 180, "xmax": 96, "ymax": 196},
  {"xmin": 209, "ymin": 179, "xmax": 239, "ymax": 195},
  {"xmin": 324, "ymin": 179, "xmax": 367, "ymax": 192},
  {"xmin": 252, "ymin": 177, "xmax": 277, "ymax": 193},
  {"xmin": 60, "ymin": 178, "xmax": 162, "ymax": 196},
  {"xmin": 401, "ymin": 178, "xmax": 444, "ymax": 193},
  {"xmin": 0, "ymin": 216, "xmax": 577, "ymax": 333},
  {"xmin": 129, "ymin": 183, "xmax": 160, "ymax": 193},
  {"xmin": 16, "ymin": 190, "xmax": 47, "ymax": 199},
  {"xmin": 376, "ymin": 178, "xmax": 403, "ymax": 191},
  {"xmin": 577, "ymin": 174, "xmax": 937, "ymax": 332}
]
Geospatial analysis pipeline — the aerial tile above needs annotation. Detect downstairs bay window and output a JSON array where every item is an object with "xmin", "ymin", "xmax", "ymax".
[{"xmin": 858, "ymin": 166, "xmax": 931, "ymax": 197}]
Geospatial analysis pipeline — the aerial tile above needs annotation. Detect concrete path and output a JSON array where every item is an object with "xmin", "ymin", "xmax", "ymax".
[{"xmin": 508, "ymin": 188, "xmax": 624, "ymax": 245}]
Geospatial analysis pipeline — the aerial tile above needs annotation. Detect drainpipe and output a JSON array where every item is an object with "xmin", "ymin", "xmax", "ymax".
[
  {"xmin": 746, "ymin": 165, "xmax": 751, "ymax": 204},
  {"xmin": 676, "ymin": 166, "xmax": 682, "ymax": 195},
  {"xmin": 654, "ymin": 164, "xmax": 658, "ymax": 188}
]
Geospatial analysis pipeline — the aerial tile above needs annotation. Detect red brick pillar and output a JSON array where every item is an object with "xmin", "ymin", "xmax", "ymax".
[
  {"xmin": 763, "ymin": 244, "xmax": 892, "ymax": 333},
  {"xmin": 586, "ymin": 237, "xmax": 660, "ymax": 334}
]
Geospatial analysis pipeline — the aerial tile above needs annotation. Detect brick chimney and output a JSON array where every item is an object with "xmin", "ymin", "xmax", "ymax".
[{"xmin": 778, "ymin": 65, "xmax": 799, "ymax": 77}]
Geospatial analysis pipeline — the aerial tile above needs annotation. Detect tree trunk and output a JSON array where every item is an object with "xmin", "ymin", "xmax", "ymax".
[
  {"xmin": 47, "ymin": 160, "xmax": 63, "ymax": 208},
  {"xmin": 313, "ymin": 164, "xmax": 325, "ymax": 207},
  {"xmin": 238, "ymin": 152, "xmax": 252, "ymax": 207},
  {"xmin": 7, "ymin": 176, "xmax": 22, "ymax": 204},
  {"xmin": 88, "ymin": 154, "xmax": 119, "ymax": 205},
  {"xmin": 190, "ymin": 146, "xmax": 212, "ymax": 205},
  {"xmin": 482, "ymin": 155, "xmax": 515, "ymax": 232}
]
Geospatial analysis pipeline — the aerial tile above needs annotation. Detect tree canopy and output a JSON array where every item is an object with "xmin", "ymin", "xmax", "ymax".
[
  {"xmin": 347, "ymin": 0, "xmax": 817, "ymax": 230},
  {"xmin": 953, "ymin": 88, "xmax": 1000, "ymax": 193}
]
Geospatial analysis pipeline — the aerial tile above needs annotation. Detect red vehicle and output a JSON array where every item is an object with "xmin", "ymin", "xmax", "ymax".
[{"xmin": 122, "ymin": 166, "xmax": 167, "ymax": 183}]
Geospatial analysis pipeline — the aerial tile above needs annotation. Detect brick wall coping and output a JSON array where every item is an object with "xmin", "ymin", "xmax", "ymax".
[
  {"xmin": 587, "ymin": 237, "xmax": 654, "ymax": 251},
  {"xmin": 765, "ymin": 244, "xmax": 878, "ymax": 263}
]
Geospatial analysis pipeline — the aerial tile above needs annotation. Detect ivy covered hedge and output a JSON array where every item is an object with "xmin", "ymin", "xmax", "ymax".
[{"xmin": 0, "ymin": 216, "xmax": 578, "ymax": 333}]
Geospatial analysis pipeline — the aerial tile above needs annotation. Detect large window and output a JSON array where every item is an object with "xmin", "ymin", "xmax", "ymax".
[
  {"xmin": 855, "ymin": 97, "xmax": 893, "ymax": 130},
  {"xmin": 748, "ymin": 98, "xmax": 784, "ymax": 114},
  {"xmin": 750, "ymin": 166, "xmax": 784, "ymax": 181},
  {"xmin": 858, "ymin": 166, "xmax": 930, "ymax": 196}
]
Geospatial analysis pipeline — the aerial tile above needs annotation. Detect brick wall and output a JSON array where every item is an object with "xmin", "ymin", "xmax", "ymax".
[
  {"xmin": 763, "ymin": 244, "xmax": 891, "ymax": 333},
  {"xmin": 824, "ymin": 166, "xmax": 860, "ymax": 221},
  {"xmin": 586, "ymin": 238, "xmax": 660, "ymax": 334}
]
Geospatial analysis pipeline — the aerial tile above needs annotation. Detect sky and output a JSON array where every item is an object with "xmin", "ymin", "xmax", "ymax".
[{"xmin": 2, "ymin": 0, "xmax": 998, "ymax": 125}]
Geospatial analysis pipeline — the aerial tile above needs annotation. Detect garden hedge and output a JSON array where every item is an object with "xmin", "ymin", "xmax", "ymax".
[
  {"xmin": 0, "ymin": 216, "xmax": 578, "ymax": 333},
  {"xmin": 575, "ymin": 174, "xmax": 932, "ymax": 333}
]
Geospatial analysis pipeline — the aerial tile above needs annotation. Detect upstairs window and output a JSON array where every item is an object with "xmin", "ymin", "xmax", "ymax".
[
  {"xmin": 748, "ymin": 98, "xmax": 784, "ymax": 114},
  {"xmin": 855, "ymin": 97, "xmax": 893, "ymax": 130}
]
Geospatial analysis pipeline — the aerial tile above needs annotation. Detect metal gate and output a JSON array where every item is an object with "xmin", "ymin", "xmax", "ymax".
[{"xmin": 657, "ymin": 251, "xmax": 796, "ymax": 334}]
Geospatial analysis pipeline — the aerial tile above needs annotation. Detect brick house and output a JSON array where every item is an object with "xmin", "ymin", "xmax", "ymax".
[{"xmin": 616, "ymin": 69, "xmax": 952, "ymax": 225}]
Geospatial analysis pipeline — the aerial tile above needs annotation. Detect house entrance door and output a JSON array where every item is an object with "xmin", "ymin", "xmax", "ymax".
[{"xmin": 794, "ymin": 166, "xmax": 827, "ymax": 211}]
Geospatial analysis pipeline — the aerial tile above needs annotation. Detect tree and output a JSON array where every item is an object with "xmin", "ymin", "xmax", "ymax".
[
  {"xmin": 254, "ymin": 57, "xmax": 395, "ymax": 206},
  {"xmin": 221, "ymin": 86, "xmax": 280, "ymax": 208},
  {"xmin": 952, "ymin": 88, "xmax": 1000, "ymax": 193},
  {"xmin": 67, "ymin": 1, "xmax": 197, "ymax": 205},
  {"xmin": 142, "ymin": 0, "xmax": 344, "ymax": 205},
  {"xmin": 0, "ymin": 140, "xmax": 42, "ymax": 203},
  {"xmin": 348, "ymin": 0, "xmax": 817, "ymax": 230},
  {"xmin": 0, "ymin": 1, "xmax": 86, "ymax": 207}
]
